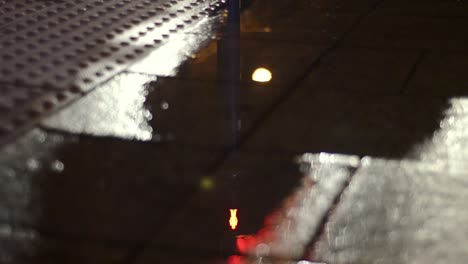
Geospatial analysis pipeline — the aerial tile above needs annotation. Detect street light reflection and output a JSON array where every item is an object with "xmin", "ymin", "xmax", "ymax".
[{"xmin": 252, "ymin": 67, "xmax": 272, "ymax": 83}]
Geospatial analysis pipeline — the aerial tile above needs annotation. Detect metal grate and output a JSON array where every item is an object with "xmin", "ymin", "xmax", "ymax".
[{"xmin": 0, "ymin": 0, "xmax": 226, "ymax": 145}]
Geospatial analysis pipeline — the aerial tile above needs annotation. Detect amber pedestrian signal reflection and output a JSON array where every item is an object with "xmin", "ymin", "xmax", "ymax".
[{"xmin": 229, "ymin": 209, "xmax": 239, "ymax": 230}]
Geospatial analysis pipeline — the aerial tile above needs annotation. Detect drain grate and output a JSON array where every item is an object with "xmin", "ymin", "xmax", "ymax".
[{"xmin": 0, "ymin": 0, "xmax": 227, "ymax": 145}]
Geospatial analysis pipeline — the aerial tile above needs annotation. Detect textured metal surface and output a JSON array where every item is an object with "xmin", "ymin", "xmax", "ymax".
[
  {"xmin": 0, "ymin": 0, "xmax": 222, "ymax": 88},
  {"xmin": 311, "ymin": 158, "xmax": 468, "ymax": 264},
  {"xmin": 0, "ymin": 0, "xmax": 226, "ymax": 144}
]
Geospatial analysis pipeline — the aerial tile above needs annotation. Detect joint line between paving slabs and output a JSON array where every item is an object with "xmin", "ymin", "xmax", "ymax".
[
  {"xmin": 334, "ymin": 0, "xmax": 386, "ymax": 46},
  {"xmin": 400, "ymin": 50, "xmax": 426, "ymax": 95},
  {"xmin": 302, "ymin": 161, "xmax": 362, "ymax": 261},
  {"xmin": 206, "ymin": 0, "xmax": 388, "ymax": 172}
]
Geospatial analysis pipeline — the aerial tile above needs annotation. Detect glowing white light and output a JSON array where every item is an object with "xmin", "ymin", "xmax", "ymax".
[{"xmin": 252, "ymin": 68, "xmax": 272, "ymax": 83}]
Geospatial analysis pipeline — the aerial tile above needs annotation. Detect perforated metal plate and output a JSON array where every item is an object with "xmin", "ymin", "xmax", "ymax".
[{"xmin": 0, "ymin": 0, "xmax": 227, "ymax": 144}]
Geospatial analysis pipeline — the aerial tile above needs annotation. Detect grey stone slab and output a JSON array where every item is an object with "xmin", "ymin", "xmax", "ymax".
[
  {"xmin": 406, "ymin": 52, "xmax": 468, "ymax": 97},
  {"xmin": 310, "ymin": 158, "xmax": 468, "ymax": 264},
  {"xmin": 302, "ymin": 47, "xmax": 420, "ymax": 94},
  {"xmin": 344, "ymin": 15, "xmax": 468, "ymax": 51},
  {"xmin": 143, "ymin": 153, "xmax": 356, "ymax": 258},
  {"xmin": 0, "ymin": 224, "xmax": 128, "ymax": 264},
  {"xmin": 243, "ymin": 92, "xmax": 448, "ymax": 158},
  {"xmin": 0, "ymin": 129, "xmax": 218, "ymax": 242}
]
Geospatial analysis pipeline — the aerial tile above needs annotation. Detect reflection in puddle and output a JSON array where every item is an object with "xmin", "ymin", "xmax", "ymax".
[
  {"xmin": 229, "ymin": 208, "xmax": 239, "ymax": 230},
  {"xmin": 200, "ymin": 177, "xmax": 215, "ymax": 190},
  {"xmin": 409, "ymin": 97, "xmax": 468, "ymax": 171},
  {"xmin": 252, "ymin": 67, "xmax": 272, "ymax": 83},
  {"xmin": 43, "ymin": 74, "xmax": 156, "ymax": 141},
  {"xmin": 236, "ymin": 235, "xmax": 256, "ymax": 253},
  {"xmin": 227, "ymin": 255, "xmax": 243, "ymax": 264},
  {"xmin": 130, "ymin": 32, "xmax": 214, "ymax": 76}
]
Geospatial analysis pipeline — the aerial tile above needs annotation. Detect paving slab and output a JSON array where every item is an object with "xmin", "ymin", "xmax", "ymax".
[
  {"xmin": 284, "ymin": 0, "xmax": 377, "ymax": 15},
  {"xmin": 407, "ymin": 97, "xmax": 468, "ymax": 165},
  {"xmin": 135, "ymin": 251, "xmax": 303, "ymax": 264},
  {"xmin": 0, "ymin": 224, "xmax": 128, "ymax": 264},
  {"xmin": 238, "ymin": 0, "xmax": 293, "ymax": 33},
  {"xmin": 42, "ymin": 69, "xmax": 314, "ymax": 149},
  {"xmin": 144, "ymin": 152, "xmax": 305, "ymax": 255},
  {"xmin": 242, "ymin": 91, "xmax": 448, "ymax": 158},
  {"xmin": 301, "ymin": 47, "xmax": 420, "ymax": 95},
  {"xmin": 239, "ymin": 14, "xmax": 358, "ymax": 46},
  {"xmin": 344, "ymin": 14, "xmax": 468, "ymax": 51},
  {"xmin": 0, "ymin": 129, "xmax": 218, "ymax": 242},
  {"xmin": 375, "ymin": 0, "xmax": 468, "ymax": 17},
  {"xmin": 140, "ymin": 77, "xmax": 288, "ymax": 148},
  {"xmin": 237, "ymin": 153, "xmax": 359, "ymax": 260},
  {"xmin": 239, "ymin": 0, "xmax": 375, "ymax": 33},
  {"xmin": 173, "ymin": 38, "xmax": 325, "ymax": 85},
  {"xmin": 135, "ymin": 153, "xmax": 357, "ymax": 259},
  {"xmin": 235, "ymin": 0, "xmax": 376, "ymax": 45},
  {"xmin": 310, "ymin": 157, "xmax": 468, "ymax": 264},
  {"xmin": 134, "ymin": 250, "xmax": 226, "ymax": 264},
  {"xmin": 406, "ymin": 52, "xmax": 468, "ymax": 97}
]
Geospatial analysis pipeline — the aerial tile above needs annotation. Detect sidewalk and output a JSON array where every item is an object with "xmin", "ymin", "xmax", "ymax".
[{"xmin": 1, "ymin": 0, "xmax": 468, "ymax": 263}]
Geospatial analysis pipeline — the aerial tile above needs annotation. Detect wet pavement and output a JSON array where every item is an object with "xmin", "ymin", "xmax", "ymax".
[{"xmin": 1, "ymin": 0, "xmax": 468, "ymax": 263}]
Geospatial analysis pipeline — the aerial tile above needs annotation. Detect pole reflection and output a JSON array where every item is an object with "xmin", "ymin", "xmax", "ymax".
[
  {"xmin": 218, "ymin": 0, "xmax": 241, "ymax": 152},
  {"xmin": 217, "ymin": 0, "xmax": 242, "ymax": 237}
]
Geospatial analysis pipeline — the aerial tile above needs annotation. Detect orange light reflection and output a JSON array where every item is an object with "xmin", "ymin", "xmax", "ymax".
[{"xmin": 229, "ymin": 209, "xmax": 239, "ymax": 230}]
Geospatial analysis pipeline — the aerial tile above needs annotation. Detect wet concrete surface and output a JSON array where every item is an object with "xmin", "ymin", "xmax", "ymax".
[
  {"xmin": 2, "ymin": 0, "xmax": 468, "ymax": 263},
  {"xmin": 0, "ymin": 129, "xmax": 219, "ymax": 243},
  {"xmin": 311, "ymin": 158, "xmax": 468, "ymax": 264},
  {"xmin": 242, "ymin": 91, "xmax": 448, "ymax": 158}
]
